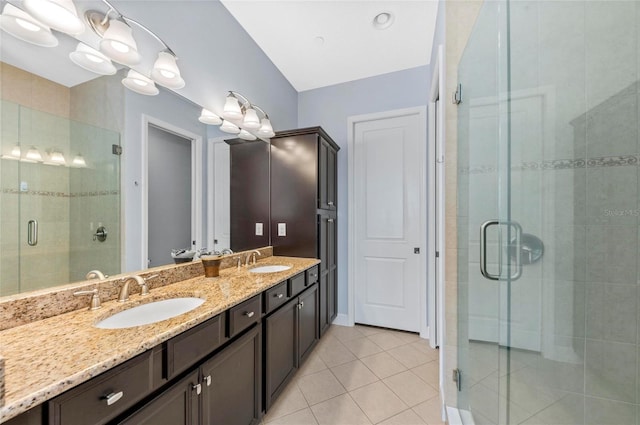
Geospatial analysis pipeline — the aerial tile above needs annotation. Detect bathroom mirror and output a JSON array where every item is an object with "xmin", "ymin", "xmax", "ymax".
[{"xmin": 0, "ymin": 5, "xmax": 272, "ymax": 295}]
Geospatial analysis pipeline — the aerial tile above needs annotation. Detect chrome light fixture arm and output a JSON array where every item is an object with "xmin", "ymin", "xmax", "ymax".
[{"xmin": 92, "ymin": 0, "xmax": 177, "ymax": 58}]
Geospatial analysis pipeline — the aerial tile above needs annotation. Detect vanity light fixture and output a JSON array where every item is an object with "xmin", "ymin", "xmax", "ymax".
[
  {"xmin": 26, "ymin": 146, "xmax": 43, "ymax": 162},
  {"xmin": 199, "ymin": 109, "xmax": 223, "ymax": 125},
  {"xmin": 219, "ymin": 120, "xmax": 241, "ymax": 134},
  {"xmin": 49, "ymin": 150, "xmax": 66, "ymax": 165},
  {"xmin": 69, "ymin": 42, "xmax": 117, "ymax": 75},
  {"xmin": 0, "ymin": 3, "xmax": 58, "ymax": 47},
  {"xmin": 72, "ymin": 153, "xmax": 86, "ymax": 167},
  {"xmin": 223, "ymin": 93, "xmax": 243, "ymax": 120},
  {"xmin": 238, "ymin": 129, "xmax": 257, "ymax": 141},
  {"xmin": 122, "ymin": 70, "xmax": 159, "ymax": 96},
  {"xmin": 97, "ymin": 18, "xmax": 140, "ymax": 66},
  {"xmin": 10, "ymin": 144, "xmax": 21, "ymax": 158},
  {"xmin": 23, "ymin": 0, "xmax": 84, "ymax": 35},
  {"xmin": 85, "ymin": 0, "xmax": 184, "ymax": 91},
  {"xmin": 151, "ymin": 51, "xmax": 185, "ymax": 89},
  {"xmin": 212, "ymin": 91, "xmax": 275, "ymax": 139}
]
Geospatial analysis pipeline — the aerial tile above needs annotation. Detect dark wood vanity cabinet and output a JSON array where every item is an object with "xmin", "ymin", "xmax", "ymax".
[
  {"xmin": 264, "ymin": 279, "xmax": 319, "ymax": 410},
  {"xmin": 270, "ymin": 127, "xmax": 339, "ymax": 337},
  {"xmin": 118, "ymin": 370, "xmax": 199, "ymax": 425},
  {"xmin": 9, "ymin": 266, "xmax": 324, "ymax": 425}
]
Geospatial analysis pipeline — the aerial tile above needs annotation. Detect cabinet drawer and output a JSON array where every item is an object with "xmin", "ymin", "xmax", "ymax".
[
  {"xmin": 265, "ymin": 281, "xmax": 289, "ymax": 313},
  {"xmin": 290, "ymin": 272, "xmax": 309, "ymax": 297},
  {"xmin": 48, "ymin": 351, "xmax": 152, "ymax": 425},
  {"xmin": 306, "ymin": 266, "xmax": 319, "ymax": 285},
  {"xmin": 166, "ymin": 313, "xmax": 224, "ymax": 379},
  {"xmin": 228, "ymin": 294, "xmax": 262, "ymax": 338}
]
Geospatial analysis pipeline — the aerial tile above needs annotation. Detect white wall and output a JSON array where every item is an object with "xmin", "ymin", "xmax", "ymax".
[{"xmin": 298, "ymin": 66, "xmax": 431, "ymax": 316}]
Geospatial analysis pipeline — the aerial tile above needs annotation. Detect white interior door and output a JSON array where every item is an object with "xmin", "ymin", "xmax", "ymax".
[{"xmin": 353, "ymin": 112, "xmax": 424, "ymax": 332}]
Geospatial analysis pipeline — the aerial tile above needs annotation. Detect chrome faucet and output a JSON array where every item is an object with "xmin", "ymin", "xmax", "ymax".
[
  {"xmin": 245, "ymin": 250, "xmax": 261, "ymax": 266},
  {"xmin": 118, "ymin": 274, "xmax": 157, "ymax": 301},
  {"xmin": 86, "ymin": 270, "xmax": 108, "ymax": 280}
]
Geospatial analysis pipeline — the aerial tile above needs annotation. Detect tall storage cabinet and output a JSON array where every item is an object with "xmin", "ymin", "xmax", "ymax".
[{"xmin": 270, "ymin": 127, "xmax": 339, "ymax": 336}]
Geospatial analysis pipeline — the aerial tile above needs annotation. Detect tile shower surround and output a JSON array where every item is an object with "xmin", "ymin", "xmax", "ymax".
[{"xmin": 0, "ymin": 246, "xmax": 273, "ymax": 331}]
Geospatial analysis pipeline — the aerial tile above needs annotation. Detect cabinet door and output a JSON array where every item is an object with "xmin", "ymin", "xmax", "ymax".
[
  {"xmin": 327, "ymin": 144, "xmax": 337, "ymax": 210},
  {"xmin": 318, "ymin": 138, "xmax": 337, "ymax": 211},
  {"xmin": 264, "ymin": 298, "xmax": 298, "ymax": 410},
  {"xmin": 328, "ymin": 267, "xmax": 338, "ymax": 323},
  {"xmin": 201, "ymin": 325, "xmax": 261, "ymax": 425},
  {"xmin": 298, "ymin": 284, "xmax": 319, "ymax": 363},
  {"xmin": 118, "ymin": 370, "xmax": 199, "ymax": 425}
]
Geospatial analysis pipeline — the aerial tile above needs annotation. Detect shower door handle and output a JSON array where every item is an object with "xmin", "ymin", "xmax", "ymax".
[
  {"xmin": 480, "ymin": 220, "xmax": 523, "ymax": 281},
  {"xmin": 27, "ymin": 220, "xmax": 38, "ymax": 246},
  {"xmin": 480, "ymin": 220, "xmax": 500, "ymax": 280}
]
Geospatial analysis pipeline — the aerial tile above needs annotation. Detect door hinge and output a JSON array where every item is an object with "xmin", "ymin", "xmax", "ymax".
[
  {"xmin": 452, "ymin": 368, "xmax": 462, "ymax": 392},
  {"xmin": 452, "ymin": 84, "xmax": 462, "ymax": 105},
  {"xmin": 112, "ymin": 144, "xmax": 123, "ymax": 155},
  {"xmin": 435, "ymin": 251, "xmax": 440, "ymax": 258},
  {"xmin": 414, "ymin": 247, "xmax": 420, "ymax": 254}
]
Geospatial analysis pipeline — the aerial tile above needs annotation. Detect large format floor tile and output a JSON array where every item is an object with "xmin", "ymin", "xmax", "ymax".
[{"xmin": 262, "ymin": 324, "xmax": 443, "ymax": 425}]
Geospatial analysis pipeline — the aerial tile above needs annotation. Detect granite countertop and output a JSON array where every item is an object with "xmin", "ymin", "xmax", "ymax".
[{"xmin": 0, "ymin": 256, "xmax": 319, "ymax": 423}]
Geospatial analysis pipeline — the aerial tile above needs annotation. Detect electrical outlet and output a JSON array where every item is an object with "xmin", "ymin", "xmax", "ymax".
[
  {"xmin": 255, "ymin": 223, "xmax": 263, "ymax": 236},
  {"xmin": 278, "ymin": 223, "xmax": 286, "ymax": 237}
]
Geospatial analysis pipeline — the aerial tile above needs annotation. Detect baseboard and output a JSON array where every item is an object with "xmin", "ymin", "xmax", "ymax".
[
  {"xmin": 420, "ymin": 326, "xmax": 429, "ymax": 340},
  {"xmin": 331, "ymin": 313, "xmax": 350, "ymax": 327}
]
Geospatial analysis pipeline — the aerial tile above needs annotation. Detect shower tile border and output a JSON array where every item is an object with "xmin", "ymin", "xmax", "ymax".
[{"xmin": 460, "ymin": 155, "xmax": 639, "ymax": 175}]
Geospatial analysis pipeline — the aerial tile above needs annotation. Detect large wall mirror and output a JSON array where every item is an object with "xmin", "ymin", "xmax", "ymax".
[{"xmin": 0, "ymin": 4, "xmax": 271, "ymax": 296}]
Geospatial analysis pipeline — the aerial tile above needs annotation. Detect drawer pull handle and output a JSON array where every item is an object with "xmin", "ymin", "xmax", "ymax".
[
  {"xmin": 275, "ymin": 293, "xmax": 284, "ymax": 299},
  {"xmin": 328, "ymin": 201, "xmax": 334, "ymax": 206},
  {"xmin": 244, "ymin": 311, "xmax": 255, "ymax": 318},
  {"xmin": 193, "ymin": 383, "xmax": 202, "ymax": 395},
  {"xmin": 204, "ymin": 375, "xmax": 212, "ymax": 387},
  {"xmin": 104, "ymin": 391, "xmax": 123, "ymax": 406},
  {"xmin": 298, "ymin": 301, "xmax": 304, "ymax": 310},
  {"xmin": 310, "ymin": 273, "xmax": 318, "ymax": 278}
]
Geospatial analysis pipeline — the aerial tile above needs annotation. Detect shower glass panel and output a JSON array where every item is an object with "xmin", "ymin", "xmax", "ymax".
[
  {"xmin": 458, "ymin": 1, "xmax": 639, "ymax": 424},
  {"xmin": 0, "ymin": 100, "xmax": 121, "ymax": 295}
]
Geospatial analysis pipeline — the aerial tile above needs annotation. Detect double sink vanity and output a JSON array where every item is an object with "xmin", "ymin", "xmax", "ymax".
[{"xmin": 0, "ymin": 251, "xmax": 323, "ymax": 425}]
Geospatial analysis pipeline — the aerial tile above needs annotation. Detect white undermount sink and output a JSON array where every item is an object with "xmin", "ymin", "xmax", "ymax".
[
  {"xmin": 249, "ymin": 265, "xmax": 292, "ymax": 274},
  {"xmin": 95, "ymin": 297, "xmax": 205, "ymax": 329}
]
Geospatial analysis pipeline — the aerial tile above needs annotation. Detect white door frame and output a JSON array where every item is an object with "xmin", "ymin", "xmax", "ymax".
[
  {"xmin": 347, "ymin": 106, "xmax": 428, "ymax": 338},
  {"xmin": 141, "ymin": 114, "xmax": 203, "ymax": 270},
  {"xmin": 206, "ymin": 136, "xmax": 227, "ymax": 251}
]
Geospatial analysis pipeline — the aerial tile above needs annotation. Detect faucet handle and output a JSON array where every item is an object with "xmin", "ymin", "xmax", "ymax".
[
  {"xmin": 139, "ymin": 274, "xmax": 158, "ymax": 295},
  {"xmin": 73, "ymin": 288, "xmax": 101, "ymax": 310}
]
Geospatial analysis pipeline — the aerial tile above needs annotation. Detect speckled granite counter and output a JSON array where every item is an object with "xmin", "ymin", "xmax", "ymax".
[{"xmin": 0, "ymin": 256, "xmax": 319, "ymax": 423}]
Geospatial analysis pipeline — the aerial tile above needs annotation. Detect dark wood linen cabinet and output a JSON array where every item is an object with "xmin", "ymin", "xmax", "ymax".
[{"xmin": 270, "ymin": 127, "xmax": 339, "ymax": 336}]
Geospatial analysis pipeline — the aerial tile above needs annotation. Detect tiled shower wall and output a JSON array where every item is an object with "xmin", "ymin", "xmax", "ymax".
[{"xmin": 0, "ymin": 62, "xmax": 122, "ymax": 295}]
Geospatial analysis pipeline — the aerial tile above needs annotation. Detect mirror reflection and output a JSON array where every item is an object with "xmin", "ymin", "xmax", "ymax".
[{"xmin": 1, "ymin": 31, "xmax": 271, "ymax": 296}]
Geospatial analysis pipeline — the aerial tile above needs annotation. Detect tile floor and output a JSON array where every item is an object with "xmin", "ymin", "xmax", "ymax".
[{"xmin": 262, "ymin": 324, "xmax": 444, "ymax": 425}]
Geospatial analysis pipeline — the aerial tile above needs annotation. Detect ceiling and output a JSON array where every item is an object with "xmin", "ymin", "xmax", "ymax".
[
  {"xmin": 0, "ymin": 0, "xmax": 438, "ymax": 92},
  {"xmin": 220, "ymin": 0, "xmax": 439, "ymax": 92}
]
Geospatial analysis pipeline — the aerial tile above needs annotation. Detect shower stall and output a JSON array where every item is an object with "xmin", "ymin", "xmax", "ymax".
[{"xmin": 456, "ymin": 1, "xmax": 639, "ymax": 423}]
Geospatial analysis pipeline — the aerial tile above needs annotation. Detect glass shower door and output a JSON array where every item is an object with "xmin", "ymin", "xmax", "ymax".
[{"xmin": 458, "ymin": 1, "xmax": 640, "ymax": 424}]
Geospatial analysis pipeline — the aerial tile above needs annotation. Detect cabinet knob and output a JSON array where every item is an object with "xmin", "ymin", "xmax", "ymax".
[
  {"xmin": 275, "ymin": 293, "xmax": 284, "ymax": 299},
  {"xmin": 298, "ymin": 301, "xmax": 304, "ymax": 310},
  {"xmin": 193, "ymin": 383, "xmax": 202, "ymax": 395},
  {"xmin": 327, "ymin": 219, "xmax": 334, "ymax": 223},
  {"xmin": 204, "ymin": 375, "xmax": 212, "ymax": 387},
  {"xmin": 104, "ymin": 391, "xmax": 123, "ymax": 406},
  {"xmin": 328, "ymin": 201, "xmax": 334, "ymax": 206},
  {"xmin": 244, "ymin": 311, "xmax": 255, "ymax": 318}
]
